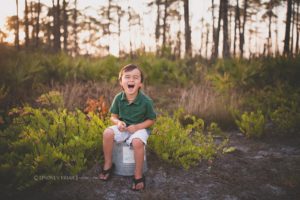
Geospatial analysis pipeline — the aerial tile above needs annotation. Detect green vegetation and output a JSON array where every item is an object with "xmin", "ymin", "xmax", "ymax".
[
  {"xmin": 206, "ymin": 57, "xmax": 300, "ymax": 137},
  {"xmin": 0, "ymin": 106, "xmax": 106, "ymax": 191},
  {"xmin": 233, "ymin": 110, "xmax": 266, "ymax": 138},
  {"xmin": 0, "ymin": 46, "xmax": 300, "ymax": 194},
  {"xmin": 149, "ymin": 109, "xmax": 228, "ymax": 169},
  {"xmin": 0, "ymin": 48, "xmax": 194, "ymax": 110},
  {"xmin": 0, "ymin": 99, "xmax": 226, "ymax": 193},
  {"xmin": 36, "ymin": 90, "xmax": 65, "ymax": 109}
]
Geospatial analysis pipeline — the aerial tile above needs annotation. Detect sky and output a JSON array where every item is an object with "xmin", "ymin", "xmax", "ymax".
[{"xmin": 0, "ymin": 0, "xmax": 288, "ymax": 57}]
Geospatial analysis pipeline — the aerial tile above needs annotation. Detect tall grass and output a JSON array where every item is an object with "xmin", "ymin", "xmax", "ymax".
[
  {"xmin": 179, "ymin": 81, "xmax": 242, "ymax": 129},
  {"xmin": 52, "ymin": 81, "xmax": 119, "ymax": 110}
]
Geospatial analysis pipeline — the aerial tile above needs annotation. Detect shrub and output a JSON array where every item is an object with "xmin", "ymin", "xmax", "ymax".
[
  {"xmin": 149, "ymin": 109, "xmax": 228, "ymax": 169},
  {"xmin": 84, "ymin": 95, "xmax": 109, "ymax": 119},
  {"xmin": 242, "ymin": 85, "xmax": 300, "ymax": 134},
  {"xmin": 207, "ymin": 58, "xmax": 261, "ymax": 93},
  {"xmin": 270, "ymin": 103, "xmax": 300, "ymax": 135},
  {"xmin": 251, "ymin": 56, "xmax": 300, "ymax": 89},
  {"xmin": 135, "ymin": 54, "xmax": 189, "ymax": 86},
  {"xmin": 0, "ymin": 106, "xmax": 107, "ymax": 192},
  {"xmin": 36, "ymin": 90, "xmax": 64, "ymax": 109},
  {"xmin": 208, "ymin": 56, "xmax": 300, "ymax": 93},
  {"xmin": 234, "ymin": 110, "xmax": 266, "ymax": 138}
]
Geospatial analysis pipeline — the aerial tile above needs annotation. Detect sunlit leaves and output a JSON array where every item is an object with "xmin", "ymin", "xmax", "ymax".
[
  {"xmin": 0, "ymin": 105, "xmax": 107, "ymax": 191},
  {"xmin": 149, "ymin": 109, "xmax": 228, "ymax": 170}
]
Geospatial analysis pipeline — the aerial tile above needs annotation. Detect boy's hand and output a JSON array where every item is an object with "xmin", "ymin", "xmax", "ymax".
[
  {"xmin": 126, "ymin": 125, "xmax": 138, "ymax": 133},
  {"xmin": 117, "ymin": 121, "xmax": 127, "ymax": 132}
]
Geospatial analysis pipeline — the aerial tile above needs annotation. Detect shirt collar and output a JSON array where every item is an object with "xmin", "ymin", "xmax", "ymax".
[{"xmin": 121, "ymin": 91, "xmax": 142, "ymax": 105}]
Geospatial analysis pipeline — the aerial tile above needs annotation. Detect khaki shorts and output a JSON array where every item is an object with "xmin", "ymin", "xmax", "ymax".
[{"xmin": 108, "ymin": 125, "xmax": 150, "ymax": 146}]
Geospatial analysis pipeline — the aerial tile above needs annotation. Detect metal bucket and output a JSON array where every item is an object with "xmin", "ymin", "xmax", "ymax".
[{"xmin": 112, "ymin": 142, "xmax": 147, "ymax": 176}]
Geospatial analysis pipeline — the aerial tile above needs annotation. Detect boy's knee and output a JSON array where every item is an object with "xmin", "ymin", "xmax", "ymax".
[
  {"xmin": 103, "ymin": 128, "xmax": 114, "ymax": 139},
  {"xmin": 131, "ymin": 138, "xmax": 144, "ymax": 149}
]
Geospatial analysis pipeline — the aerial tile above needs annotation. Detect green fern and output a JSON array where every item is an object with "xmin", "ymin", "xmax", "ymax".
[{"xmin": 234, "ymin": 110, "xmax": 265, "ymax": 138}]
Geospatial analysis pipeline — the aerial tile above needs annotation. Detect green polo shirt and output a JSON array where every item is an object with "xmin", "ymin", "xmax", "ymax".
[{"xmin": 109, "ymin": 91, "xmax": 156, "ymax": 126}]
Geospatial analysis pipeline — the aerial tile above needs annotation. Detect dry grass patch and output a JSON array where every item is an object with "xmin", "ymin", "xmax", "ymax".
[
  {"xmin": 52, "ymin": 81, "xmax": 119, "ymax": 110},
  {"xmin": 179, "ymin": 82, "xmax": 242, "ymax": 129}
]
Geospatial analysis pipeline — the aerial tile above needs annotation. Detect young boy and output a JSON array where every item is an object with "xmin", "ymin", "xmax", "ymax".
[{"xmin": 99, "ymin": 64, "xmax": 156, "ymax": 191}]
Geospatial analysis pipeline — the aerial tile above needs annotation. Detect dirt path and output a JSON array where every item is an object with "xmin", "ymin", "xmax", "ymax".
[{"xmin": 19, "ymin": 132, "xmax": 300, "ymax": 200}]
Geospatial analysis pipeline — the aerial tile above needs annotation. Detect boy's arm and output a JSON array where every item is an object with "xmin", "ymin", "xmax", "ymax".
[
  {"xmin": 126, "ymin": 119, "xmax": 155, "ymax": 133},
  {"xmin": 110, "ymin": 113, "xmax": 127, "ymax": 132}
]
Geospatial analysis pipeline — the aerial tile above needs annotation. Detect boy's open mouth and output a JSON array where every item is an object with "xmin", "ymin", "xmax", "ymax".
[{"xmin": 128, "ymin": 84, "xmax": 135, "ymax": 89}]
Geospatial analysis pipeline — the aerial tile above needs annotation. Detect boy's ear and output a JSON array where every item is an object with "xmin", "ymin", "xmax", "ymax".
[
  {"xmin": 139, "ymin": 82, "xmax": 143, "ymax": 89},
  {"xmin": 119, "ymin": 80, "xmax": 124, "ymax": 89}
]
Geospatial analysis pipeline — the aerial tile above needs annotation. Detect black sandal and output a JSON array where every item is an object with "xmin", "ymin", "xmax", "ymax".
[
  {"xmin": 131, "ymin": 176, "xmax": 146, "ymax": 191},
  {"xmin": 99, "ymin": 164, "xmax": 114, "ymax": 181}
]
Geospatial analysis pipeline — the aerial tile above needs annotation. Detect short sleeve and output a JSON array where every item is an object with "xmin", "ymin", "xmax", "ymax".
[{"xmin": 145, "ymin": 100, "xmax": 156, "ymax": 120}]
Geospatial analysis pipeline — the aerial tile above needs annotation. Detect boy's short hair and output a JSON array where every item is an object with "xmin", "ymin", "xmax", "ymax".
[{"xmin": 118, "ymin": 64, "xmax": 144, "ymax": 83}]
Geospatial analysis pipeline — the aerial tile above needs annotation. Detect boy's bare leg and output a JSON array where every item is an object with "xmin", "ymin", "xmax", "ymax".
[
  {"xmin": 99, "ymin": 128, "xmax": 114, "ymax": 180},
  {"xmin": 132, "ymin": 138, "xmax": 145, "ymax": 189}
]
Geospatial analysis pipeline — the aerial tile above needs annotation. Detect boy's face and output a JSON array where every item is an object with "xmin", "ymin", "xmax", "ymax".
[{"xmin": 120, "ymin": 68, "xmax": 143, "ymax": 96}]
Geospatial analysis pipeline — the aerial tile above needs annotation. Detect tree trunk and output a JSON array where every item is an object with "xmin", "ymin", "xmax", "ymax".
[
  {"xmin": 162, "ymin": 0, "xmax": 168, "ymax": 54},
  {"xmin": 183, "ymin": 0, "xmax": 192, "ymax": 57},
  {"xmin": 234, "ymin": 0, "xmax": 240, "ymax": 57},
  {"xmin": 240, "ymin": 0, "xmax": 248, "ymax": 57},
  {"xmin": 296, "ymin": 0, "xmax": 299, "ymax": 54},
  {"xmin": 155, "ymin": 0, "xmax": 161, "ymax": 55},
  {"xmin": 30, "ymin": 2, "xmax": 35, "ymax": 41},
  {"xmin": 35, "ymin": 0, "xmax": 41, "ymax": 48},
  {"xmin": 117, "ymin": 7, "xmax": 122, "ymax": 57},
  {"xmin": 222, "ymin": 0, "xmax": 230, "ymax": 58},
  {"xmin": 63, "ymin": 0, "xmax": 68, "ymax": 51},
  {"xmin": 53, "ymin": 0, "xmax": 61, "ymax": 52},
  {"xmin": 283, "ymin": 0, "xmax": 292, "ymax": 56},
  {"xmin": 290, "ymin": 1, "xmax": 295, "ymax": 54},
  {"xmin": 212, "ymin": 0, "xmax": 222, "ymax": 59},
  {"xmin": 174, "ymin": 30, "xmax": 181, "ymax": 58},
  {"xmin": 205, "ymin": 24, "xmax": 209, "ymax": 58},
  {"xmin": 15, "ymin": 0, "xmax": 20, "ymax": 50},
  {"xmin": 200, "ymin": 18, "xmax": 204, "ymax": 56},
  {"xmin": 25, "ymin": 0, "xmax": 29, "ymax": 48},
  {"xmin": 211, "ymin": 0, "xmax": 216, "ymax": 58},
  {"xmin": 268, "ymin": 9, "xmax": 272, "ymax": 56},
  {"xmin": 128, "ymin": 6, "xmax": 133, "ymax": 58},
  {"xmin": 46, "ymin": 21, "xmax": 52, "ymax": 49},
  {"xmin": 73, "ymin": 0, "xmax": 78, "ymax": 55},
  {"xmin": 255, "ymin": 15, "xmax": 259, "ymax": 56},
  {"xmin": 107, "ymin": 0, "xmax": 112, "ymax": 53},
  {"xmin": 275, "ymin": 12, "xmax": 279, "ymax": 55},
  {"xmin": 52, "ymin": 0, "xmax": 56, "ymax": 50},
  {"xmin": 228, "ymin": 3, "xmax": 233, "ymax": 54}
]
